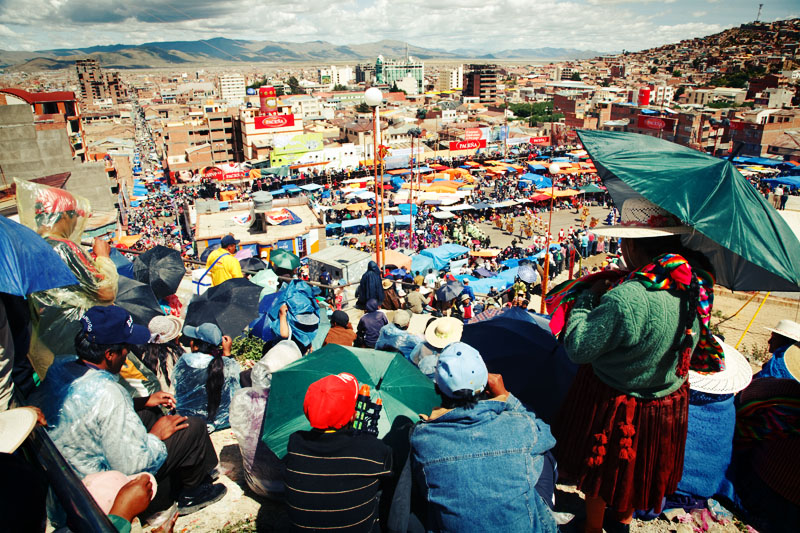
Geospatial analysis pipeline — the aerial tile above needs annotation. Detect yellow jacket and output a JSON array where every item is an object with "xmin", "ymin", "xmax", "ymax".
[{"xmin": 205, "ymin": 248, "xmax": 243, "ymax": 286}]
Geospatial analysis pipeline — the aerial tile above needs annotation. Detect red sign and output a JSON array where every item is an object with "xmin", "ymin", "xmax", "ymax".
[
  {"xmin": 258, "ymin": 86, "xmax": 278, "ymax": 115},
  {"xmin": 729, "ymin": 121, "xmax": 744, "ymax": 131},
  {"xmin": 223, "ymin": 171, "xmax": 245, "ymax": 180},
  {"xmin": 636, "ymin": 115, "xmax": 675, "ymax": 131},
  {"xmin": 465, "ymin": 128, "xmax": 483, "ymax": 141},
  {"xmin": 450, "ymin": 139, "xmax": 486, "ymax": 151},
  {"xmin": 201, "ymin": 166, "xmax": 223, "ymax": 180},
  {"xmin": 530, "ymin": 136, "xmax": 550, "ymax": 145},
  {"xmin": 254, "ymin": 114, "xmax": 295, "ymax": 130}
]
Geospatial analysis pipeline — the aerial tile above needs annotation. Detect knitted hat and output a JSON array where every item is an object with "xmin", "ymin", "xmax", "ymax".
[
  {"xmin": 303, "ymin": 373, "xmax": 359, "ymax": 430},
  {"xmin": 331, "ymin": 310, "xmax": 350, "ymax": 328}
]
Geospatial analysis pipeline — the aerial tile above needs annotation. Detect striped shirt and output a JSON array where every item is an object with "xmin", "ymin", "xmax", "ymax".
[{"xmin": 284, "ymin": 430, "xmax": 392, "ymax": 532}]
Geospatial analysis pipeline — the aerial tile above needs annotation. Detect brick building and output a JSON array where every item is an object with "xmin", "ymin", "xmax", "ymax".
[
  {"xmin": 463, "ymin": 64, "xmax": 500, "ymax": 103},
  {"xmin": 75, "ymin": 59, "xmax": 127, "ymax": 105}
]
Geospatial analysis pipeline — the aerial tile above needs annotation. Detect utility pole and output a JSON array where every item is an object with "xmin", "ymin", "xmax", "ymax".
[{"xmin": 756, "ymin": 3, "xmax": 763, "ymax": 22}]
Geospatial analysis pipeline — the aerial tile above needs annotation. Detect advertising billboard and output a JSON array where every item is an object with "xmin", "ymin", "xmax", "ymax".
[
  {"xmin": 270, "ymin": 132, "xmax": 325, "ymax": 166},
  {"xmin": 530, "ymin": 136, "xmax": 550, "ymax": 145},
  {"xmin": 636, "ymin": 115, "xmax": 675, "ymax": 131},
  {"xmin": 449, "ymin": 139, "xmax": 487, "ymax": 151},
  {"xmin": 258, "ymin": 86, "xmax": 278, "ymax": 115},
  {"xmin": 465, "ymin": 127, "xmax": 491, "ymax": 141},
  {"xmin": 254, "ymin": 114, "xmax": 296, "ymax": 130},
  {"xmin": 728, "ymin": 121, "xmax": 745, "ymax": 131}
]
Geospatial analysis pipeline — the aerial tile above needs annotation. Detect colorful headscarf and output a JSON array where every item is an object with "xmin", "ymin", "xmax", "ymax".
[
  {"xmin": 546, "ymin": 253, "xmax": 724, "ymax": 375},
  {"xmin": 736, "ymin": 396, "xmax": 800, "ymax": 442}
]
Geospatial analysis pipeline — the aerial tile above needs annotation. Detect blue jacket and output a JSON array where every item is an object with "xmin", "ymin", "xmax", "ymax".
[
  {"xmin": 410, "ymin": 394, "xmax": 558, "ymax": 533},
  {"xmin": 755, "ymin": 344, "xmax": 794, "ymax": 379},
  {"xmin": 461, "ymin": 285, "xmax": 475, "ymax": 301}
]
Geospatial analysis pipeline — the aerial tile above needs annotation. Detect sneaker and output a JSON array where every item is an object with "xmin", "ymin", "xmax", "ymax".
[{"xmin": 177, "ymin": 482, "xmax": 227, "ymax": 515}]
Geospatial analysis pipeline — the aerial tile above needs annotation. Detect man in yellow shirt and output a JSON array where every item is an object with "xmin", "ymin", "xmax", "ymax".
[{"xmin": 205, "ymin": 234, "xmax": 243, "ymax": 286}]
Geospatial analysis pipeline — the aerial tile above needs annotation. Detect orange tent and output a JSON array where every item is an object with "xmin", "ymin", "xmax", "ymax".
[
  {"xmin": 383, "ymin": 249, "xmax": 412, "ymax": 269},
  {"xmin": 346, "ymin": 202, "xmax": 370, "ymax": 211},
  {"xmin": 116, "ymin": 234, "xmax": 142, "ymax": 248}
]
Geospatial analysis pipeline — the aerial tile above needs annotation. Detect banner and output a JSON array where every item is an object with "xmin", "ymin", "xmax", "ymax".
[
  {"xmin": 254, "ymin": 114, "xmax": 295, "ymax": 130},
  {"xmin": 272, "ymin": 133, "xmax": 324, "ymax": 156},
  {"xmin": 636, "ymin": 115, "xmax": 675, "ymax": 131},
  {"xmin": 450, "ymin": 139, "xmax": 486, "ymax": 151},
  {"xmin": 530, "ymin": 136, "xmax": 550, "ymax": 145},
  {"xmin": 729, "ymin": 121, "xmax": 745, "ymax": 131},
  {"xmin": 258, "ymin": 86, "xmax": 278, "ymax": 115},
  {"xmin": 464, "ymin": 127, "xmax": 491, "ymax": 141},
  {"xmin": 201, "ymin": 166, "xmax": 223, "ymax": 180}
]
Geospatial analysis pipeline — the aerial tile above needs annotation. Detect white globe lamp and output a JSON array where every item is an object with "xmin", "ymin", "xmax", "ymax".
[
  {"xmin": 364, "ymin": 87, "xmax": 383, "ymax": 107},
  {"xmin": 549, "ymin": 163, "xmax": 561, "ymax": 174}
]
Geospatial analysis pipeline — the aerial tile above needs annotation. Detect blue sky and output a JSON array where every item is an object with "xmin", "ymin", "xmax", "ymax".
[{"xmin": 0, "ymin": 0, "xmax": 796, "ymax": 52}]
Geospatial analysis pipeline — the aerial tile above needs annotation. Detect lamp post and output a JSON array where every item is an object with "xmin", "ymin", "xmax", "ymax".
[
  {"xmin": 540, "ymin": 163, "xmax": 560, "ymax": 313},
  {"xmin": 364, "ymin": 87, "xmax": 383, "ymax": 267},
  {"xmin": 408, "ymin": 127, "xmax": 422, "ymax": 248}
]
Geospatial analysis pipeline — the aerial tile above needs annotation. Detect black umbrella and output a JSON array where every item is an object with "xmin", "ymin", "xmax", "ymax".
[
  {"xmin": 200, "ymin": 244, "xmax": 220, "ymax": 263},
  {"xmin": 133, "ymin": 245, "xmax": 186, "ymax": 300},
  {"xmin": 184, "ymin": 278, "xmax": 262, "ymax": 338},
  {"xmin": 239, "ymin": 256, "xmax": 266, "ymax": 273},
  {"xmin": 115, "ymin": 276, "xmax": 164, "ymax": 327},
  {"xmin": 435, "ymin": 280, "xmax": 464, "ymax": 302}
]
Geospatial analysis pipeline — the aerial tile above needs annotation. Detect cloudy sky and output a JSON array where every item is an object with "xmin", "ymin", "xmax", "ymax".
[{"xmin": 0, "ymin": 0, "xmax": 796, "ymax": 53}]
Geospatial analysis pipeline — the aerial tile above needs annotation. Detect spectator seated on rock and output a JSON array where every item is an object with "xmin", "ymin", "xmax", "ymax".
[{"xmin": 375, "ymin": 310, "xmax": 424, "ymax": 359}]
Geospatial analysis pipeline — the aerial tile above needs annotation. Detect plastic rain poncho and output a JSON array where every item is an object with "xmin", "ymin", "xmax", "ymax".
[
  {"xmin": 31, "ymin": 356, "xmax": 167, "ymax": 478},
  {"xmin": 172, "ymin": 352, "xmax": 241, "ymax": 432},
  {"xmin": 229, "ymin": 340, "xmax": 301, "ymax": 497},
  {"xmin": 375, "ymin": 323, "xmax": 424, "ymax": 360},
  {"xmin": 15, "ymin": 180, "xmax": 118, "ymax": 378}
]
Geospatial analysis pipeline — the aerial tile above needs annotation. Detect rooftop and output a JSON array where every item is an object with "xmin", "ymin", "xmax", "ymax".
[{"xmin": 194, "ymin": 202, "xmax": 322, "ymax": 245}]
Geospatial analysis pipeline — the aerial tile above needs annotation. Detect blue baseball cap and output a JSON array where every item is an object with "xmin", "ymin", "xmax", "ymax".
[
  {"xmin": 221, "ymin": 234, "xmax": 240, "ymax": 247},
  {"xmin": 183, "ymin": 323, "xmax": 223, "ymax": 346},
  {"xmin": 434, "ymin": 342, "xmax": 489, "ymax": 398},
  {"xmin": 80, "ymin": 306, "xmax": 151, "ymax": 345}
]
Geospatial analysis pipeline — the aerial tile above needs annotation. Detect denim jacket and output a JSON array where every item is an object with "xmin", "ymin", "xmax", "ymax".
[{"xmin": 409, "ymin": 393, "xmax": 558, "ymax": 533}]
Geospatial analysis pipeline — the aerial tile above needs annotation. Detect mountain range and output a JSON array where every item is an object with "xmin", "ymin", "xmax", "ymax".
[{"xmin": 0, "ymin": 38, "xmax": 607, "ymax": 71}]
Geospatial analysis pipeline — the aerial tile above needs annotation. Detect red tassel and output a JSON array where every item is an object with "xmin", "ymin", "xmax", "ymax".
[{"xmin": 620, "ymin": 437, "xmax": 633, "ymax": 448}]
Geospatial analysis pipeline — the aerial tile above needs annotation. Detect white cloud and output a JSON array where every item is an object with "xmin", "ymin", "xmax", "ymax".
[{"xmin": 693, "ymin": 11, "xmax": 708, "ymax": 17}]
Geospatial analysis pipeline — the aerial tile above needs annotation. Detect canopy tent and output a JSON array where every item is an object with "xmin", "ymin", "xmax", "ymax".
[
  {"xmin": 382, "ymin": 249, "xmax": 412, "ymax": 270},
  {"xmin": 469, "ymin": 249, "xmax": 501, "ymax": 257},
  {"xmin": 761, "ymin": 176, "xmax": 800, "ymax": 191},
  {"xmin": 535, "ymin": 188, "xmax": 581, "ymax": 197},
  {"xmin": 345, "ymin": 202, "xmax": 370, "ymax": 212},
  {"xmin": 579, "ymin": 184, "xmax": 605, "ymax": 193},
  {"xmin": 419, "ymin": 243, "xmax": 470, "ymax": 270},
  {"xmin": 431, "ymin": 211, "xmax": 456, "ymax": 219},
  {"xmin": 396, "ymin": 203, "xmax": 419, "ymax": 215},
  {"xmin": 299, "ymin": 183, "xmax": 323, "ymax": 191}
]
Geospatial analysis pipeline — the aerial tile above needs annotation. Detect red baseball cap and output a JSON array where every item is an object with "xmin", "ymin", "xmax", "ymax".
[{"xmin": 303, "ymin": 373, "xmax": 359, "ymax": 430}]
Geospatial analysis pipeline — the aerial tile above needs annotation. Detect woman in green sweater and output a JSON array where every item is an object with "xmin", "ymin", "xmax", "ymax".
[{"xmin": 547, "ymin": 198, "xmax": 725, "ymax": 533}]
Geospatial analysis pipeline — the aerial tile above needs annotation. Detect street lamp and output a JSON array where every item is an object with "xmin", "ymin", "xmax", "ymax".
[
  {"xmin": 540, "ymin": 163, "xmax": 560, "ymax": 313},
  {"xmin": 364, "ymin": 87, "xmax": 383, "ymax": 267}
]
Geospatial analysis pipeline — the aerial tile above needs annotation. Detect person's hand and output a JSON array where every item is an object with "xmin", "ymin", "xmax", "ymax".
[
  {"xmin": 148, "ymin": 415, "xmax": 189, "ymax": 441},
  {"xmin": 279, "ymin": 304, "xmax": 288, "ymax": 317},
  {"xmin": 221, "ymin": 335, "xmax": 233, "ymax": 356},
  {"xmin": 29, "ymin": 406, "xmax": 47, "ymax": 426},
  {"xmin": 145, "ymin": 391, "xmax": 176, "ymax": 409},
  {"xmin": 108, "ymin": 474, "xmax": 153, "ymax": 522},
  {"xmin": 92, "ymin": 237, "xmax": 111, "ymax": 258},
  {"xmin": 486, "ymin": 373, "xmax": 509, "ymax": 398}
]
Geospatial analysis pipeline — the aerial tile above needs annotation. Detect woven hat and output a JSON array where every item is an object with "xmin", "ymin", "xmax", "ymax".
[
  {"xmin": 382, "ymin": 279, "xmax": 394, "ymax": 290},
  {"xmin": 591, "ymin": 197, "xmax": 691, "ymax": 238},
  {"xmin": 784, "ymin": 345, "xmax": 800, "ymax": 382},
  {"xmin": 0, "ymin": 407, "xmax": 37, "ymax": 454},
  {"xmin": 424, "ymin": 317, "xmax": 463, "ymax": 349},
  {"xmin": 393, "ymin": 310, "xmax": 411, "ymax": 328},
  {"xmin": 688, "ymin": 336, "xmax": 753, "ymax": 395},
  {"xmin": 764, "ymin": 319, "xmax": 800, "ymax": 343},
  {"xmin": 148, "ymin": 315, "xmax": 183, "ymax": 344}
]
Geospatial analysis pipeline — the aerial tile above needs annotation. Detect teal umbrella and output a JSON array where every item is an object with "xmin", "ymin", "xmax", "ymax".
[
  {"xmin": 262, "ymin": 344, "xmax": 439, "ymax": 458},
  {"xmin": 268, "ymin": 248, "xmax": 300, "ymax": 270},
  {"xmin": 579, "ymin": 183, "xmax": 604, "ymax": 194},
  {"xmin": 578, "ymin": 130, "xmax": 800, "ymax": 290}
]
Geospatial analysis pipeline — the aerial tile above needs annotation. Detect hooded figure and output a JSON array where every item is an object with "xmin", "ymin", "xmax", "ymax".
[
  {"xmin": 356, "ymin": 299, "xmax": 388, "ymax": 349},
  {"xmin": 356, "ymin": 261, "xmax": 384, "ymax": 309}
]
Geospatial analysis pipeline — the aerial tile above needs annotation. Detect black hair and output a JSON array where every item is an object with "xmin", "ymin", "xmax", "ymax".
[
  {"xmin": 141, "ymin": 340, "xmax": 184, "ymax": 387},
  {"xmin": 191, "ymin": 338, "xmax": 225, "ymax": 421},
  {"xmin": 74, "ymin": 331, "xmax": 125, "ymax": 365},
  {"xmin": 435, "ymin": 384, "xmax": 489, "ymax": 410}
]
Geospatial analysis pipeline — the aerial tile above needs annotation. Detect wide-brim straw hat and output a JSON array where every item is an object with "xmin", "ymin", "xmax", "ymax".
[
  {"xmin": 784, "ymin": 345, "xmax": 800, "ymax": 382},
  {"xmin": 148, "ymin": 315, "xmax": 183, "ymax": 344},
  {"xmin": 764, "ymin": 319, "xmax": 800, "ymax": 343},
  {"xmin": 0, "ymin": 407, "xmax": 37, "ymax": 454},
  {"xmin": 591, "ymin": 197, "xmax": 692, "ymax": 239},
  {"xmin": 382, "ymin": 279, "xmax": 394, "ymax": 290},
  {"xmin": 688, "ymin": 336, "xmax": 753, "ymax": 395},
  {"xmin": 424, "ymin": 317, "xmax": 464, "ymax": 349}
]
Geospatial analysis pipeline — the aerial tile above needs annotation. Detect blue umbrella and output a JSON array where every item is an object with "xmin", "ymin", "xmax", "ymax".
[{"xmin": 0, "ymin": 215, "xmax": 77, "ymax": 296}]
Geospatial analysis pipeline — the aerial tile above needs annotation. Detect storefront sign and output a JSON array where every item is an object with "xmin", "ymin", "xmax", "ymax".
[
  {"xmin": 449, "ymin": 139, "xmax": 487, "ymax": 151},
  {"xmin": 530, "ymin": 136, "xmax": 550, "ymax": 145},
  {"xmin": 636, "ymin": 115, "xmax": 675, "ymax": 131},
  {"xmin": 254, "ymin": 114, "xmax": 295, "ymax": 129}
]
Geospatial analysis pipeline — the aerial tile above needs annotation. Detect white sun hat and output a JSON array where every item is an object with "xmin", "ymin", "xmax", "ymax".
[
  {"xmin": 688, "ymin": 336, "xmax": 753, "ymax": 395},
  {"xmin": 0, "ymin": 407, "xmax": 38, "ymax": 454},
  {"xmin": 591, "ymin": 197, "xmax": 692, "ymax": 238},
  {"xmin": 764, "ymin": 319, "xmax": 800, "ymax": 343}
]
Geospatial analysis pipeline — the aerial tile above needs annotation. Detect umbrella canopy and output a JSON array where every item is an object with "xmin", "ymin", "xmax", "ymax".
[
  {"xmin": 269, "ymin": 248, "xmax": 300, "ymax": 271},
  {"xmin": 239, "ymin": 256, "xmax": 266, "ymax": 273},
  {"xmin": 579, "ymin": 183, "xmax": 604, "ymax": 194},
  {"xmin": 109, "ymin": 248, "xmax": 135, "ymax": 279},
  {"xmin": 250, "ymin": 267, "xmax": 280, "ymax": 297},
  {"xmin": 200, "ymin": 244, "xmax": 220, "ymax": 263},
  {"xmin": 435, "ymin": 280, "xmax": 464, "ymax": 302},
  {"xmin": 461, "ymin": 307, "xmax": 578, "ymax": 424},
  {"xmin": 115, "ymin": 276, "xmax": 164, "ymax": 327},
  {"xmin": 133, "ymin": 245, "xmax": 186, "ymax": 300},
  {"xmin": 579, "ymin": 130, "xmax": 800, "ymax": 290},
  {"xmin": 474, "ymin": 267, "xmax": 496, "ymax": 278},
  {"xmin": 262, "ymin": 344, "xmax": 439, "ymax": 458},
  {"xmin": 0, "ymin": 215, "xmax": 77, "ymax": 296},
  {"xmin": 184, "ymin": 278, "xmax": 262, "ymax": 337},
  {"xmin": 517, "ymin": 265, "xmax": 539, "ymax": 284}
]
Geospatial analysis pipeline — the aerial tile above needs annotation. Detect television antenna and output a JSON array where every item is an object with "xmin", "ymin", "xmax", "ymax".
[{"xmin": 756, "ymin": 3, "xmax": 763, "ymax": 22}]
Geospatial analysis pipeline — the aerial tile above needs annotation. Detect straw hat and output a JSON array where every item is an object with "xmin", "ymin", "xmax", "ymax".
[
  {"xmin": 784, "ymin": 345, "xmax": 800, "ymax": 382},
  {"xmin": 591, "ymin": 197, "xmax": 692, "ymax": 238},
  {"xmin": 382, "ymin": 279, "xmax": 394, "ymax": 290},
  {"xmin": 688, "ymin": 337, "xmax": 753, "ymax": 395},
  {"xmin": 764, "ymin": 319, "xmax": 800, "ymax": 343},
  {"xmin": 0, "ymin": 407, "xmax": 37, "ymax": 454},
  {"xmin": 148, "ymin": 315, "xmax": 183, "ymax": 344},
  {"xmin": 424, "ymin": 317, "xmax": 464, "ymax": 349}
]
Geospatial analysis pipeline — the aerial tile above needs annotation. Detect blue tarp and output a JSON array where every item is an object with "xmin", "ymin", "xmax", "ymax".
[
  {"xmin": 419, "ymin": 244, "xmax": 469, "ymax": 270},
  {"xmin": 731, "ymin": 156, "xmax": 783, "ymax": 167},
  {"xmin": 528, "ymin": 163, "xmax": 547, "ymax": 172},
  {"xmin": 282, "ymin": 184, "xmax": 302, "ymax": 192},
  {"xmin": 762, "ymin": 177, "xmax": 800, "ymax": 191},
  {"xmin": 519, "ymin": 173, "xmax": 551, "ymax": 187},
  {"xmin": 397, "ymin": 204, "xmax": 419, "ymax": 215},
  {"xmin": 415, "ymin": 166, "xmax": 434, "ymax": 174},
  {"xmin": 300, "ymin": 183, "xmax": 323, "ymax": 191},
  {"xmin": 411, "ymin": 254, "xmax": 434, "ymax": 275}
]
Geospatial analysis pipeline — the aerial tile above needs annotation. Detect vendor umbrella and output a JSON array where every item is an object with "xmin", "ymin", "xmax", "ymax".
[
  {"xmin": 262, "ymin": 344, "xmax": 439, "ymax": 458},
  {"xmin": 239, "ymin": 256, "xmax": 266, "ymax": 273},
  {"xmin": 578, "ymin": 129, "xmax": 800, "ymax": 290},
  {"xmin": 199, "ymin": 244, "xmax": 219, "ymax": 263},
  {"xmin": 0, "ymin": 215, "xmax": 77, "ymax": 296},
  {"xmin": 184, "ymin": 278, "xmax": 262, "ymax": 337},
  {"xmin": 578, "ymin": 183, "xmax": 604, "ymax": 194},
  {"xmin": 435, "ymin": 280, "xmax": 464, "ymax": 302},
  {"xmin": 461, "ymin": 307, "xmax": 577, "ymax": 424},
  {"xmin": 116, "ymin": 276, "xmax": 163, "ymax": 327},
  {"xmin": 517, "ymin": 265, "xmax": 539, "ymax": 284},
  {"xmin": 269, "ymin": 248, "xmax": 300, "ymax": 271},
  {"xmin": 474, "ymin": 267, "xmax": 496, "ymax": 278},
  {"xmin": 133, "ymin": 245, "xmax": 186, "ymax": 300}
]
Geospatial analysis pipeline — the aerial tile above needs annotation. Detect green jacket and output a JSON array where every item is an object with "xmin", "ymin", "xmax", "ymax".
[{"xmin": 563, "ymin": 280, "xmax": 698, "ymax": 399}]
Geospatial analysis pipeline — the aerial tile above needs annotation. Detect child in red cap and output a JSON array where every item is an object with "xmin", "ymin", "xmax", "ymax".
[{"xmin": 284, "ymin": 373, "xmax": 393, "ymax": 532}]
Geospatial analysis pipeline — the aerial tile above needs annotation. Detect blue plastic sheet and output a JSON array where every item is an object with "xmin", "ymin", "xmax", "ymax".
[
  {"xmin": 419, "ymin": 244, "xmax": 469, "ymax": 270},
  {"xmin": 173, "ymin": 352, "xmax": 242, "ymax": 431}
]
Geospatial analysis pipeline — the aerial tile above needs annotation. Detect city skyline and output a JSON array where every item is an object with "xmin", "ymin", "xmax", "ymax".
[{"xmin": 0, "ymin": 0, "xmax": 797, "ymax": 54}]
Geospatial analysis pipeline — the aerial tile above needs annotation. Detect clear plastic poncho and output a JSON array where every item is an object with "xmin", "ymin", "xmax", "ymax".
[
  {"xmin": 375, "ymin": 323, "xmax": 424, "ymax": 360},
  {"xmin": 15, "ymin": 179, "xmax": 118, "ymax": 378},
  {"xmin": 172, "ymin": 352, "xmax": 241, "ymax": 432},
  {"xmin": 229, "ymin": 340, "xmax": 301, "ymax": 497}
]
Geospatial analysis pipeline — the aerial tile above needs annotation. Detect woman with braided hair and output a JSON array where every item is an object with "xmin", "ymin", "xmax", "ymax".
[{"xmin": 545, "ymin": 198, "xmax": 725, "ymax": 533}]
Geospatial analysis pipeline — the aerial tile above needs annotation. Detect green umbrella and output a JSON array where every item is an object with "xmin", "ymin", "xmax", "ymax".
[
  {"xmin": 578, "ymin": 130, "xmax": 800, "ymax": 290},
  {"xmin": 250, "ymin": 267, "xmax": 279, "ymax": 300},
  {"xmin": 262, "ymin": 344, "xmax": 439, "ymax": 458},
  {"xmin": 268, "ymin": 248, "xmax": 300, "ymax": 270},
  {"xmin": 579, "ymin": 183, "xmax": 604, "ymax": 194}
]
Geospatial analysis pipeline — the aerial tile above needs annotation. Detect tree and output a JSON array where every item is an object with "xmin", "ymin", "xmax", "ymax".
[
  {"xmin": 287, "ymin": 76, "xmax": 303, "ymax": 95},
  {"xmin": 570, "ymin": 72, "xmax": 582, "ymax": 82},
  {"xmin": 332, "ymin": 84, "xmax": 347, "ymax": 91},
  {"xmin": 355, "ymin": 102, "xmax": 371, "ymax": 113},
  {"xmin": 672, "ymin": 70, "xmax": 682, "ymax": 78}
]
